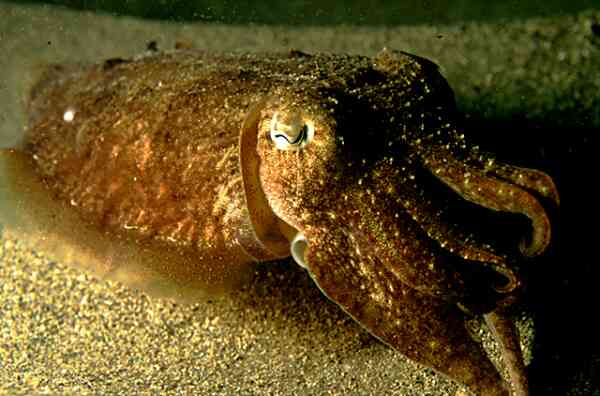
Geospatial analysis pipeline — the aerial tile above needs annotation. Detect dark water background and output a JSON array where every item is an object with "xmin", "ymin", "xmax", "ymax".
[{"xmin": 4, "ymin": 0, "xmax": 600, "ymax": 24}]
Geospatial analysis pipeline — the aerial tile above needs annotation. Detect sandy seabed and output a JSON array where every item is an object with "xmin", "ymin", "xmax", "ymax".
[{"xmin": 1, "ymin": 4, "xmax": 598, "ymax": 395}]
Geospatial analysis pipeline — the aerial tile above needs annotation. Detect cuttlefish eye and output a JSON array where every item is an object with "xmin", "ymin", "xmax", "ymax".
[{"xmin": 269, "ymin": 111, "xmax": 314, "ymax": 150}]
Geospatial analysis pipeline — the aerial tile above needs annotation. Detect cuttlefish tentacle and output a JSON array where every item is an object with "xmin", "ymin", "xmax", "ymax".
[
  {"xmin": 484, "ymin": 310, "xmax": 529, "ymax": 396},
  {"xmin": 422, "ymin": 152, "xmax": 553, "ymax": 257},
  {"xmin": 291, "ymin": 164, "xmax": 505, "ymax": 312},
  {"xmin": 302, "ymin": 228, "xmax": 511, "ymax": 396},
  {"xmin": 375, "ymin": 48, "xmax": 557, "ymax": 258},
  {"xmin": 486, "ymin": 162, "xmax": 560, "ymax": 207},
  {"xmin": 373, "ymin": 162, "xmax": 521, "ymax": 299}
]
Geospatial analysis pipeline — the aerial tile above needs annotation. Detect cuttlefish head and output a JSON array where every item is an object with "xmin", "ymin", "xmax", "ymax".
[
  {"xmin": 241, "ymin": 50, "xmax": 557, "ymax": 308},
  {"xmin": 241, "ymin": 80, "xmax": 486, "ymax": 300},
  {"xmin": 240, "ymin": 51, "xmax": 558, "ymax": 394}
]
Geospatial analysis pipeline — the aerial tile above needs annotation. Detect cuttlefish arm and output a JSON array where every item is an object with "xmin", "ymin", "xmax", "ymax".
[
  {"xmin": 485, "ymin": 310, "xmax": 529, "ymax": 396},
  {"xmin": 369, "ymin": 152, "xmax": 534, "ymax": 396},
  {"xmin": 375, "ymin": 49, "xmax": 559, "ymax": 258},
  {"xmin": 281, "ymin": 156, "xmax": 531, "ymax": 396},
  {"xmin": 421, "ymin": 152, "xmax": 557, "ymax": 257},
  {"xmin": 302, "ymin": 226, "xmax": 510, "ymax": 396}
]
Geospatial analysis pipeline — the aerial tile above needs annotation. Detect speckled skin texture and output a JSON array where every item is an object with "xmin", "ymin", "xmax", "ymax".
[{"xmin": 0, "ymin": 47, "xmax": 561, "ymax": 395}]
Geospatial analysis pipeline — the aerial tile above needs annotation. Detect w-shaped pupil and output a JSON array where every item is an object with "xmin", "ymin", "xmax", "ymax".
[{"xmin": 274, "ymin": 125, "xmax": 307, "ymax": 145}]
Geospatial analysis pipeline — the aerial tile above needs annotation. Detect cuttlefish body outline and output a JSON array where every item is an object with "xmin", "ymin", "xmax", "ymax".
[{"xmin": 0, "ymin": 49, "xmax": 558, "ymax": 396}]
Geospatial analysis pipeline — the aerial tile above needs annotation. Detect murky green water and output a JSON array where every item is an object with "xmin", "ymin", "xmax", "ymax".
[{"xmin": 6, "ymin": 0, "xmax": 600, "ymax": 24}]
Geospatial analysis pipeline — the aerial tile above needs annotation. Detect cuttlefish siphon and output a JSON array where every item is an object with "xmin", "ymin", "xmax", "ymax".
[{"xmin": 0, "ymin": 48, "xmax": 559, "ymax": 396}]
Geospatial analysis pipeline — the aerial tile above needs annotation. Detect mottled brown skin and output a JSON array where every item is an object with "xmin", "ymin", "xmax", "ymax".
[{"xmin": 0, "ymin": 49, "xmax": 558, "ymax": 395}]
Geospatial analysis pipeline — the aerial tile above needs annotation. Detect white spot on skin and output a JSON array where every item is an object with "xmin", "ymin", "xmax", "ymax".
[{"xmin": 63, "ymin": 108, "xmax": 75, "ymax": 122}]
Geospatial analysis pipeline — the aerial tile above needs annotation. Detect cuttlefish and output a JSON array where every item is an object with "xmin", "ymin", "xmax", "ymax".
[{"xmin": 0, "ymin": 49, "xmax": 558, "ymax": 395}]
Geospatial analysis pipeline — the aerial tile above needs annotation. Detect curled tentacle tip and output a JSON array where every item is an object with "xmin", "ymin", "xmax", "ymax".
[
  {"xmin": 519, "ymin": 238, "xmax": 547, "ymax": 258},
  {"xmin": 492, "ymin": 266, "xmax": 520, "ymax": 294},
  {"xmin": 537, "ymin": 170, "xmax": 560, "ymax": 207},
  {"xmin": 513, "ymin": 166, "xmax": 560, "ymax": 207},
  {"xmin": 519, "ymin": 212, "xmax": 552, "ymax": 257}
]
